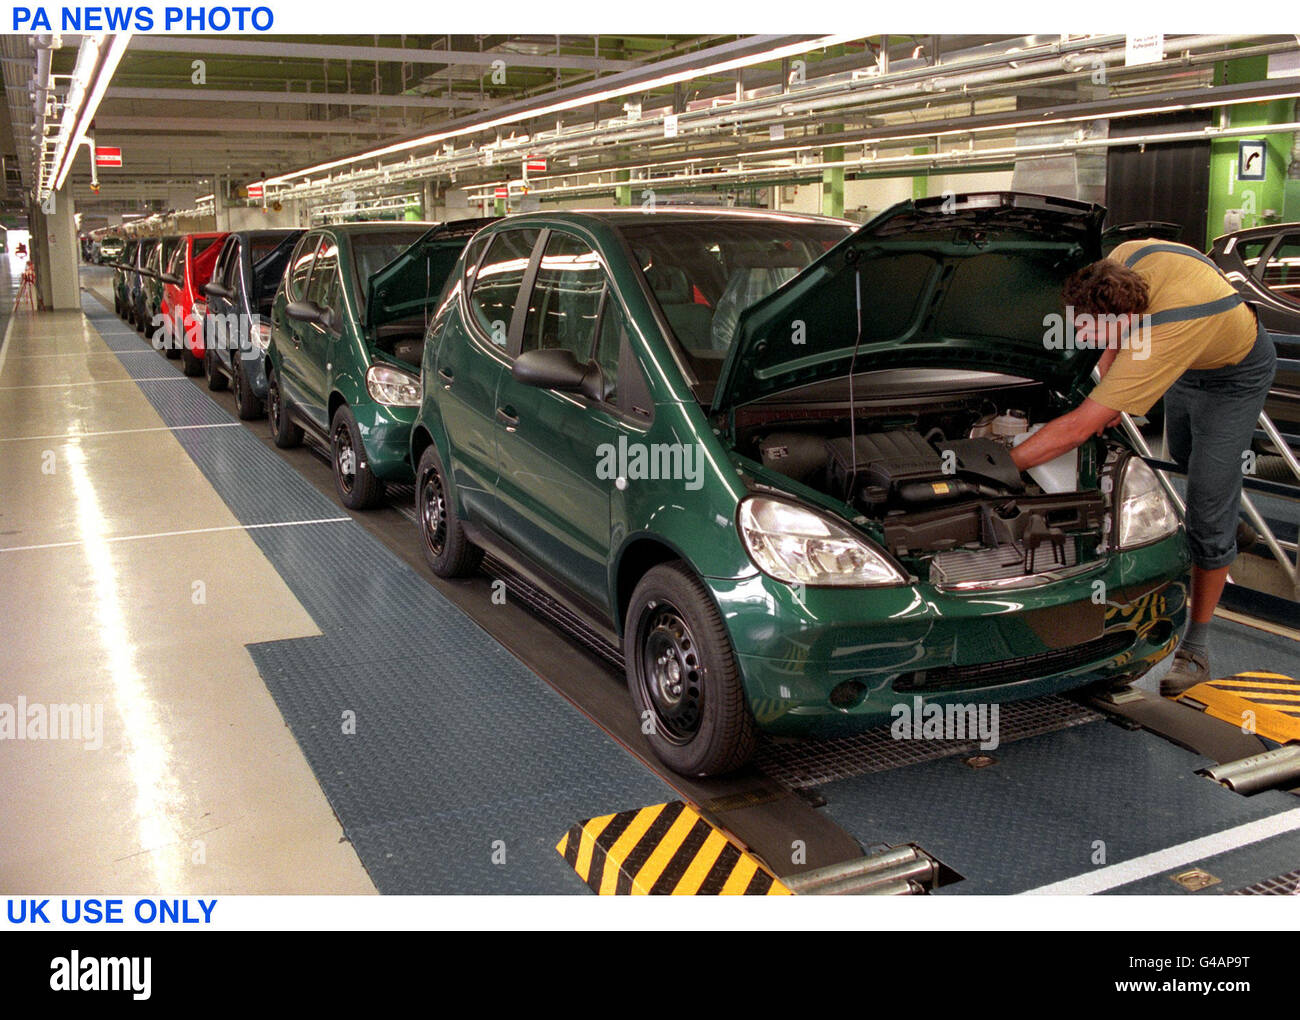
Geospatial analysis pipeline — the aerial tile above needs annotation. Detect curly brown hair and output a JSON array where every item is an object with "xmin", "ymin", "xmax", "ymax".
[{"xmin": 1062, "ymin": 259, "xmax": 1151, "ymax": 316}]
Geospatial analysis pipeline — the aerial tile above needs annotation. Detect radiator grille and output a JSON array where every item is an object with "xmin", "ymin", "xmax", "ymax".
[{"xmin": 929, "ymin": 539, "xmax": 1078, "ymax": 586}]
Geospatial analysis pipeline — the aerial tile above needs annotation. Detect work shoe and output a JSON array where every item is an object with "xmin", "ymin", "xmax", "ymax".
[
  {"xmin": 1236, "ymin": 520, "xmax": 1259, "ymax": 554},
  {"xmin": 1161, "ymin": 647, "xmax": 1211, "ymax": 698}
]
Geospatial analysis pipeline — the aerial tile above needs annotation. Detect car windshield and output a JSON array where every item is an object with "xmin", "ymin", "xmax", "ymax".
[
  {"xmin": 617, "ymin": 217, "xmax": 852, "ymax": 399},
  {"xmin": 348, "ymin": 228, "xmax": 431, "ymax": 316}
]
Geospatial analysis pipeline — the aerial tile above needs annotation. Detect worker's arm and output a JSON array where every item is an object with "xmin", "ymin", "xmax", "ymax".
[{"xmin": 1010, "ymin": 397, "xmax": 1122, "ymax": 471}]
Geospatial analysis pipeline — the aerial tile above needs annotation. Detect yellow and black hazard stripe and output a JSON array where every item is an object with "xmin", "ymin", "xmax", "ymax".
[
  {"xmin": 1178, "ymin": 672, "xmax": 1300, "ymax": 744},
  {"xmin": 556, "ymin": 800, "xmax": 791, "ymax": 895}
]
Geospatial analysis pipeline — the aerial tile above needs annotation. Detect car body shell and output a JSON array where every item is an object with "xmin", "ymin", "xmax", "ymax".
[
  {"xmin": 266, "ymin": 221, "xmax": 440, "ymax": 483},
  {"xmin": 1209, "ymin": 223, "xmax": 1300, "ymax": 439},
  {"xmin": 409, "ymin": 204, "xmax": 1190, "ymax": 736},
  {"xmin": 161, "ymin": 232, "xmax": 228, "ymax": 356},
  {"xmin": 206, "ymin": 229, "xmax": 302, "ymax": 400}
]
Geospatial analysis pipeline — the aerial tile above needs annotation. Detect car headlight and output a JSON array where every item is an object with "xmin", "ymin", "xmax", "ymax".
[
  {"xmin": 1117, "ymin": 456, "xmax": 1179, "ymax": 549},
  {"xmin": 251, "ymin": 322, "xmax": 272, "ymax": 353},
  {"xmin": 366, "ymin": 364, "xmax": 421, "ymax": 407},
  {"xmin": 738, "ymin": 496, "xmax": 907, "ymax": 587}
]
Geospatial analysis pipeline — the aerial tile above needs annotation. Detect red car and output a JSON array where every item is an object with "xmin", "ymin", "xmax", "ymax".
[{"xmin": 161, "ymin": 232, "xmax": 228, "ymax": 376}]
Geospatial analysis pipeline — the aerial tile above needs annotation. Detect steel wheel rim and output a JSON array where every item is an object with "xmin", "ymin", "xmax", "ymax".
[
  {"xmin": 639, "ymin": 603, "xmax": 705, "ymax": 743},
  {"xmin": 333, "ymin": 422, "xmax": 355, "ymax": 494},
  {"xmin": 420, "ymin": 468, "xmax": 448, "ymax": 558},
  {"xmin": 267, "ymin": 378, "xmax": 281, "ymax": 434}
]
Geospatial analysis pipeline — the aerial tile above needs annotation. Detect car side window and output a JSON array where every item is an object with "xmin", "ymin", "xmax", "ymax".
[
  {"xmin": 288, "ymin": 234, "xmax": 320, "ymax": 301},
  {"xmin": 1238, "ymin": 239, "xmax": 1268, "ymax": 273},
  {"xmin": 521, "ymin": 231, "xmax": 605, "ymax": 361},
  {"xmin": 591, "ymin": 295, "xmax": 629, "ymax": 406},
  {"xmin": 468, "ymin": 228, "xmax": 540, "ymax": 346},
  {"xmin": 1262, "ymin": 236, "xmax": 1300, "ymax": 308},
  {"xmin": 306, "ymin": 240, "xmax": 342, "ymax": 329},
  {"xmin": 166, "ymin": 245, "xmax": 182, "ymax": 278},
  {"xmin": 222, "ymin": 241, "xmax": 242, "ymax": 296}
]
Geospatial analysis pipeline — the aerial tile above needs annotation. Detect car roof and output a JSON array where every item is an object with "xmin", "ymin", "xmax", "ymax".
[
  {"xmin": 1212, "ymin": 221, "xmax": 1299, "ymax": 245},
  {"xmin": 318, "ymin": 220, "xmax": 436, "ymax": 234},
  {"xmin": 483, "ymin": 207, "xmax": 856, "ymax": 231}
]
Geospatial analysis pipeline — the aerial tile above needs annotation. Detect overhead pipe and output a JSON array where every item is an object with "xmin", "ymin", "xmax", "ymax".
[{"xmin": 272, "ymin": 34, "xmax": 1285, "ymax": 206}]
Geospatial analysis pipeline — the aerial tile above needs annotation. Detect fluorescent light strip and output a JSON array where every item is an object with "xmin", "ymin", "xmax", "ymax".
[
  {"xmin": 52, "ymin": 33, "xmax": 131, "ymax": 193},
  {"xmin": 262, "ymin": 35, "xmax": 861, "ymax": 186}
]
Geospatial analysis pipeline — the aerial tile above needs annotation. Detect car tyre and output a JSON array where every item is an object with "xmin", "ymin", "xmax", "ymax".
[
  {"xmin": 624, "ymin": 562, "xmax": 757, "ymax": 777},
  {"xmin": 203, "ymin": 345, "xmax": 227, "ymax": 391},
  {"xmin": 180, "ymin": 340, "xmax": 203, "ymax": 376},
  {"xmin": 330, "ymin": 404, "xmax": 383, "ymax": 510},
  {"xmin": 266, "ymin": 368, "xmax": 303, "ymax": 449},
  {"xmin": 415, "ymin": 444, "xmax": 482, "ymax": 578},
  {"xmin": 231, "ymin": 357, "xmax": 264, "ymax": 419}
]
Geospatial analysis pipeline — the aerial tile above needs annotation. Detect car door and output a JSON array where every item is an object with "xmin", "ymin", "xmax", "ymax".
[
  {"xmin": 207, "ymin": 237, "xmax": 241, "ymax": 372},
  {"xmin": 299, "ymin": 235, "xmax": 343, "ymax": 431},
  {"xmin": 435, "ymin": 226, "xmax": 539, "ymax": 529},
  {"xmin": 276, "ymin": 233, "xmax": 322, "ymax": 411},
  {"xmin": 492, "ymin": 228, "xmax": 639, "ymax": 609}
]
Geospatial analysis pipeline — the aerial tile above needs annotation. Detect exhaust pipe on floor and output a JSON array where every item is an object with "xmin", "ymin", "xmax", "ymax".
[
  {"xmin": 783, "ymin": 845, "xmax": 939, "ymax": 895},
  {"xmin": 1200, "ymin": 745, "xmax": 1300, "ymax": 795}
]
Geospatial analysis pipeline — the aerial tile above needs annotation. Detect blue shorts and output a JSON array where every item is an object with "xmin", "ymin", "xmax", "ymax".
[{"xmin": 1165, "ymin": 322, "xmax": 1277, "ymax": 570}]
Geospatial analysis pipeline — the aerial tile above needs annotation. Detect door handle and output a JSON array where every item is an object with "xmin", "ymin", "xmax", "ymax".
[{"xmin": 496, "ymin": 406, "xmax": 520, "ymax": 431}]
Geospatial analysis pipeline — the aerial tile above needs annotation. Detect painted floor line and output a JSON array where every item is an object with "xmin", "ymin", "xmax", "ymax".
[
  {"xmin": 0, "ymin": 375, "xmax": 185, "ymax": 390},
  {"xmin": 0, "ymin": 516, "xmax": 353, "ymax": 554},
  {"xmin": 8, "ymin": 348, "xmax": 159, "ymax": 359},
  {"xmin": 1021, "ymin": 806, "xmax": 1300, "ymax": 895},
  {"xmin": 0, "ymin": 421, "xmax": 243, "ymax": 443}
]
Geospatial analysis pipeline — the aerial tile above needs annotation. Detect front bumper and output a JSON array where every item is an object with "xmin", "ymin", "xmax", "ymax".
[
  {"xmin": 711, "ymin": 533, "xmax": 1190, "ymax": 736},
  {"xmin": 353, "ymin": 400, "xmax": 419, "ymax": 482}
]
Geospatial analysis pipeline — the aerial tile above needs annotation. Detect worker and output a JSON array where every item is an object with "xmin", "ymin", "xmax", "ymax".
[{"xmin": 1010, "ymin": 238, "xmax": 1277, "ymax": 696}]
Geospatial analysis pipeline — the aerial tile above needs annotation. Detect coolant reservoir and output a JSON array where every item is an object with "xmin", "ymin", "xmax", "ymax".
[
  {"xmin": 1012, "ymin": 424, "xmax": 1077, "ymax": 494},
  {"xmin": 991, "ymin": 410, "xmax": 1029, "ymax": 440}
]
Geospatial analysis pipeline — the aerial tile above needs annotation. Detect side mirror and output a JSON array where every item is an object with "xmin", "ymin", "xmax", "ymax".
[
  {"xmin": 511, "ymin": 347, "xmax": 603, "ymax": 400},
  {"xmin": 161, "ymin": 273, "xmax": 182, "ymax": 286},
  {"xmin": 286, "ymin": 300, "xmax": 334, "ymax": 330},
  {"xmin": 203, "ymin": 281, "xmax": 232, "ymax": 300}
]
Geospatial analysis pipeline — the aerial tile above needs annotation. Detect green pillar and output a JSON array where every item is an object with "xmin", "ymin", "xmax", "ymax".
[
  {"xmin": 822, "ymin": 125, "xmax": 844, "ymax": 218},
  {"xmin": 1206, "ymin": 55, "xmax": 1292, "ymax": 244},
  {"xmin": 912, "ymin": 147, "xmax": 929, "ymax": 201},
  {"xmin": 615, "ymin": 169, "xmax": 632, "ymax": 207}
]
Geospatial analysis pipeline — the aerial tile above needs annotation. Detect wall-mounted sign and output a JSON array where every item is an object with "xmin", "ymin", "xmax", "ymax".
[
  {"xmin": 1124, "ymin": 34, "xmax": 1163, "ymax": 67},
  {"xmin": 1238, "ymin": 140, "xmax": 1267, "ymax": 182}
]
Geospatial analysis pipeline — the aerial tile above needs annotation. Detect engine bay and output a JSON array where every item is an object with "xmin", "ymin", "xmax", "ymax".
[{"xmin": 736, "ymin": 382, "xmax": 1114, "ymax": 586}]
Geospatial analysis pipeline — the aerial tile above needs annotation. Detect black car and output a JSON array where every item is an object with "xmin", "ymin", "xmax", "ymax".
[
  {"xmin": 1101, "ymin": 220, "xmax": 1182, "ymax": 255},
  {"xmin": 1209, "ymin": 223, "xmax": 1300, "ymax": 443},
  {"xmin": 201, "ymin": 229, "xmax": 303, "ymax": 419}
]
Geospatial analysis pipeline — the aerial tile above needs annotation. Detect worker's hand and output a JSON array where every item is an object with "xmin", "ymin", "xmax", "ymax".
[{"xmin": 1096, "ymin": 412, "xmax": 1122, "ymax": 435}]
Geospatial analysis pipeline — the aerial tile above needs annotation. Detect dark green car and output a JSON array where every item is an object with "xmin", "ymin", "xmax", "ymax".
[
  {"xmin": 111, "ymin": 238, "xmax": 139, "ymax": 318},
  {"xmin": 265, "ymin": 219, "xmax": 495, "ymax": 509},
  {"xmin": 409, "ymin": 195, "xmax": 1191, "ymax": 777},
  {"xmin": 143, "ymin": 235, "xmax": 181, "ymax": 352}
]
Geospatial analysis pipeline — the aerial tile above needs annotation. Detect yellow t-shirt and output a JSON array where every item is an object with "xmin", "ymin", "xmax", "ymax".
[{"xmin": 1087, "ymin": 239, "xmax": 1258, "ymax": 416}]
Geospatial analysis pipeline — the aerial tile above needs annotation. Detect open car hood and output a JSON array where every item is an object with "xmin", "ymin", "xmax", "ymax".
[
  {"xmin": 365, "ymin": 217, "xmax": 498, "ymax": 333},
  {"xmin": 712, "ymin": 192, "xmax": 1106, "ymax": 413}
]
